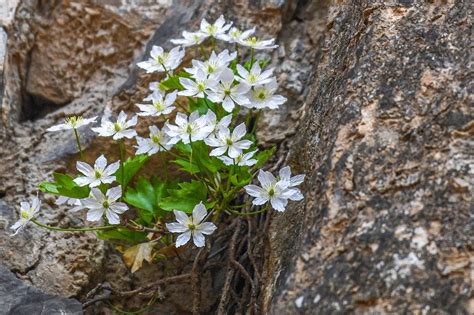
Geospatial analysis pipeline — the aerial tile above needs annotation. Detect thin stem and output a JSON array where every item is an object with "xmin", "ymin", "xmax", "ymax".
[
  {"xmin": 245, "ymin": 109, "xmax": 254, "ymax": 129},
  {"xmin": 119, "ymin": 140, "xmax": 125, "ymax": 199},
  {"xmin": 251, "ymin": 109, "xmax": 262, "ymax": 135},
  {"xmin": 235, "ymin": 43, "xmax": 239, "ymax": 62},
  {"xmin": 159, "ymin": 62, "xmax": 171, "ymax": 77},
  {"xmin": 73, "ymin": 128, "xmax": 84, "ymax": 160},
  {"xmin": 228, "ymin": 205, "xmax": 269, "ymax": 216},
  {"xmin": 189, "ymin": 135, "xmax": 194, "ymax": 175},
  {"xmin": 32, "ymin": 219, "xmax": 115, "ymax": 232},
  {"xmin": 158, "ymin": 143, "xmax": 181, "ymax": 159},
  {"xmin": 250, "ymin": 48, "xmax": 255, "ymax": 68}
]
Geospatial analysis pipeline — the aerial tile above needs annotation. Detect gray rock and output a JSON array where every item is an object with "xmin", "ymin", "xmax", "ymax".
[{"xmin": 0, "ymin": 265, "xmax": 82, "ymax": 315}]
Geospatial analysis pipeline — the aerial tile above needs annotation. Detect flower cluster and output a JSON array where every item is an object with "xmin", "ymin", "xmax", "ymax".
[{"xmin": 12, "ymin": 15, "xmax": 305, "ymax": 270}]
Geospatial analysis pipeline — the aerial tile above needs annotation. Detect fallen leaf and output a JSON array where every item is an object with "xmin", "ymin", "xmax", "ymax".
[{"xmin": 123, "ymin": 241, "xmax": 155, "ymax": 273}]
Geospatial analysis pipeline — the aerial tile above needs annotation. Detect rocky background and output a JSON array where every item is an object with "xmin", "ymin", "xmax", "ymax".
[{"xmin": 0, "ymin": 0, "xmax": 472, "ymax": 314}]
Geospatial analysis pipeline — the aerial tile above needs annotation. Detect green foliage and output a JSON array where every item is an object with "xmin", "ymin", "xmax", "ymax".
[
  {"xmin": 116, "ymin": 155, "xmax": 149, "ymax": 188},
  {"xmin": 97, "ymin": 228, "xmax": 147, "ymax": 243},
  {"xmin": 159, "ymin": 74, "xmax": 184, "ymax": 91},
  {"xmin": 159, "ymin": 180, "xmax": 208, "ymax": 212},
  {"xmin": 254, "ymin": 146, "xmax": 276, "ymax": 168},
  {"xmin": 173, "ymin": 141, "xmax": 224, "ymax": 175},
  {"xmin": 192, "ymin": 141, "xmax": 224, "ymax": 174},
  {"xmin": 39, "ymin": 173, "xmax": 90, "ymax": 198},
  {"xmin": 125, "ymin": 177, "xmax": 167, "ymax": 224}
]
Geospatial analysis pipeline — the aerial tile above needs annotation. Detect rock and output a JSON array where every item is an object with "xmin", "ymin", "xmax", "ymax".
[
  {"xmin": 265, "ymin": 1, "xmax": 473, "ymax": 314},
  {"xmin": 0, "ymin": 265, "xmax": 82, "ymax": 314}
]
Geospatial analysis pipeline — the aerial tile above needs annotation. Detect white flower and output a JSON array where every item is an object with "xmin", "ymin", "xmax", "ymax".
[
  {"xmin": 178, "ymin": 70, "xmax": 218, "ymax": 98},
  {"xmin": 244, "ymin": 169, "xmax": 303, "ymax": 212},
  {"xmin": 171, "ymin": 30, "xmax": 207, "ymax": 47},
  {"xmin": 166, "ymin": 202, "xmax": 217, "ymax": 247},
  {"xmin": 238, "ymin": 36, "xmax": 278, "ymax": 50},
  {"xmin": 207, "ymin": 68, "xmax": 250, "ymax": 112},
  {"xmin": 236, "ymin": 63, "xmax": 274, "ymax": 87},
  {"xmin": 46, "ymin": 116, "xmax": 97, "ymax": 132},
  {"xmin": 73, "ymin": 155, "xmax": 120, "ymax": 188},
  {"xmin": 82, "ymin": 186, "xmax": 128, "ymax": 225},
  {"xmin": 205, "ymin": 123, "xmax": 252, "ymax": 158},
  {"xmin": 92, "ymin": 111, "xmax": 138, "ymax": 140},
  {"xmin": 136, "ymin": 91, "xmax": 177, "ymax": 117},
  {"xmin": 247, "ymin": 79, "xmax": 286, "ymax": 109},
  {"xmin": 165, "ymin": 111, "xmax": 214, "ymax": 145},
  {"xmin": 10, "ymin": 196, "xmax": 41, "ymax": 236},
  {"xmin": 55, "ymin": 196, "xmax": 83, "ymax": 212},
  {"xmin": 223, "ymin": 27, "xmax": 255, "ymax": 44},
  {"xmin": 218, "ymin": 150, "xmax": 257, "ymax": 167},
  {"xmin": 278, "ymin": 166, "xmax": 305, "ymax": 188},
  {"xmin": 137, "ymin": 46, "xmax": 185, "ymax": 73},
  {"xmin": 185, "ymin": 50, "xmax": 236, "ymax": 78},
  {"xmin": 200, "ymin": 15, "xmax": 232, "ymax": 40},
  {"xmin": 204, "ymin": 110, "xmax": 232, "ymax": 134},
  {"xmin": 135, "ymin": 125, "xmax": 172, "ymax": 156}
]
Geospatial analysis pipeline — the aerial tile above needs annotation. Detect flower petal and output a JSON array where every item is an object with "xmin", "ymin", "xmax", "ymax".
[{"xmin": 175, "ymin": 231, "xmax": 191, "ymax": 247}]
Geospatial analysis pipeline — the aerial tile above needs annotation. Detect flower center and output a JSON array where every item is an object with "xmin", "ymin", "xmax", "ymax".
[
  {"xmin": 206, "ymin": 25, "xmax": 216, "ymax": 35},
  {"xmin": 230, "ymin": 30, "xmax": 241, "ymax": 38},
  {"xmin": 207, "ymin": 64, "xmax": 215, "ymax": 73},
  {"xmin": 249, "ymin": 74, "xmax": 257, "ymax": 83},
  {"xmin": 257, "ymin": 91, "xmax": 266, "ymax": 100},
  {"xmin": 186, "ymin": 124, "xmax": 193, "ymax": 133},
  {"xmin": 224, "ymin": 89, "xmax": 231, "ymax": 96},
  {"xmin": 268, "ymin": 188, "xmax": 275, "ymax": 197},
  {"xmin": 188, "ymin": 223, "xmax": 196, "ymax": 230},
  {"xmin": 154, "ymin": 101, "xmax": 165, "ymax": 111},
  {"xmin": 113, "ymin": 122, "xmax": 122, "ymax": 132},
  {"xmin": 156, "ymin": 53, "xmax": 168, "ymax": 64},
  {"xmin": 20, "ymin": 210, "xmax": 29, "ymax": 219},
  {"xmin": 151, "ymin": 134, "xmax": 161, "ymax": 144},
  {"xmin": 247, "ymin": 37, "xmax": 258, "ymax": 44},
  {"xmin": 197, "ymin": 83, "xmax": 205, "ymax": 92},
  {"xmin": 94, "ymin": 170, "xmax": 102, "ymax": 179},
  {"xmin": 226, "ymin": 138, "xmax": 233, "ymax": 146},
  {"xmin": 102, "ymin": 200, "xmax": 109, "ymax": 208},
  {"xmin": 65, "ymin": 116, "xmax": 81, "ymax": 128}
]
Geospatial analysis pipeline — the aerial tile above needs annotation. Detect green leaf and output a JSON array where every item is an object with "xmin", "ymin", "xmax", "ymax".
[
  {"xmin": 254, "ymin": 147, "xmax": 276, "ymax": 168},
  {"xmin": 192, "ymin": 141, "xmax": 224, "ymax": 174},
  {"xmin": 39, "ymin": 173, "xmax": 90, "ymax": 199},
  {"xmin": 172, "ymin": 158, "xmax": 200, "ymax": 174},
  {"xmin": 116, "ymin": 155, "xmax": 149, "ymax": 188},
  {"xmin": 159, "ymin": 180, "xmax": 207, "ymax": 212},
  {"xmin": 160, "ymin": 74, "xmax": 185, "ymax": 91},
  {"xmin": 174, "ymin": 142, "xmax": 192, "ymax": 154},
  {"xmin": 188, "ymin": 97, "xmax": 215, "ymax": 115},
  {"xmin": 97, "ymin": 228, "xmax": 147, "ymax": 243},
  {"xmin": 125, "ymin": 177, "xmax": 167, "ymax": 223}
]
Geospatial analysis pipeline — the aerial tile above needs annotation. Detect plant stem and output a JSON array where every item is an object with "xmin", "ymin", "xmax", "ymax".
[
  {"xmin": 119, "ymin": 139, "xmax": 125, "ymax": 199},
  {"xmin": 235, "ymin": 43, "xmax": 239, "ymax": 62},
  {"xmin": 229, "ymin": 205, "xmax": 269, "ymax": 216},
  {"xmin": 250, "ymin": 48, "xmax": 255, "ymax": 68},
  {"xmin": 251, "ymin": 109, "xmax": 262, "ymax": 134},
  {"xmin": 160, "ymin": 62, "xmax": 171, "ymax": 77},
  {"xmin": 73, "ymin": 128, "xmax": 84, "ymax": 160},
  {"xmin": 32, "ymin": 219, "xmax": 115, "ymax": 232},
  {"xmin": 189, "ymin": 135, "xmax": 194, "ymax": 174}
]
